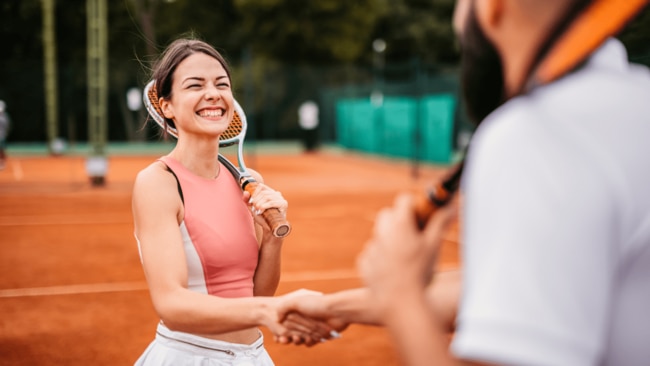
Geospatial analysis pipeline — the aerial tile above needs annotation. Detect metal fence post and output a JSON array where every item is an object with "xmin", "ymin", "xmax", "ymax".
[{"xmin": 86, "ymin": 0, "xmax": 108, "ymax": 186}]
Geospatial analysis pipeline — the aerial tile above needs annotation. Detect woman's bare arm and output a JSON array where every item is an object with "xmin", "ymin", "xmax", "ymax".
[{"xmin": 133, "ymin": 163, "xmax": 285, "ymax": 335}]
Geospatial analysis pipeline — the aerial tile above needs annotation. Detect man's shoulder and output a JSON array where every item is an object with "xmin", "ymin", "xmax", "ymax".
[
  {"xmin": 472, "ymin": 96, "xmax": 546, "ymax": 151},
  {"xmin": 535, "ymin": 39, "xmax": 650, "ymax": 110},
  {"xmin": 484, "ymin": 46, "xmax": 650, "ymax": 132}
]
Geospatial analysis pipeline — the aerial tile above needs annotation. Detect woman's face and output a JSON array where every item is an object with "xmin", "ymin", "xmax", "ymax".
[{"xmin": 160, "ymin": 52, "xmax": 234, "ymax": 139}]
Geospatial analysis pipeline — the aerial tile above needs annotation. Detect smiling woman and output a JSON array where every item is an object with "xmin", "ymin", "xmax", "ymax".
[
  {"xmin": 150, "ymin": 39, "xmax": 232, "ymax": 135},
  {"xmin": 158, "ymin": 52, "xmax": 233, "ymax": 140},
  {"xmin": 131, "ymin": 38, "xmax": 333, "ymax": 365}
]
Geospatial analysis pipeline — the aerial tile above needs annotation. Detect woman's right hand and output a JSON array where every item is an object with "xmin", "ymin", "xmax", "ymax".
[
  {"xmin": 273, "ymin": 289, "xmax": 348, "ymax": 346},
  {"xmin": 270, "ymin": 289, "xmax": 336, "ymax": 346}
]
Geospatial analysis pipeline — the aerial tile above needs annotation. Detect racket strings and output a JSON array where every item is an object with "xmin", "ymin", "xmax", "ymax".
[
  {"xmin": 147, "ymin": 86, "xmax": 165, "ymax": 120},
  {"xmin": 221, "ymin": 113, "xmax": 243, "ymax": 141}
]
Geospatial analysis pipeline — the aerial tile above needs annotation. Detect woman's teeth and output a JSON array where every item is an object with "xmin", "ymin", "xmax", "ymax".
[{"xmin": 199, "ymin": 109, "xmax": 223, "ymax": 117}]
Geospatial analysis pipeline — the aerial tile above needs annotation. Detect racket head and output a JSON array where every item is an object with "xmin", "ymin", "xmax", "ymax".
[{"xmin": 143, "ymin": 79, "xmax": 247, "ymax": 146}]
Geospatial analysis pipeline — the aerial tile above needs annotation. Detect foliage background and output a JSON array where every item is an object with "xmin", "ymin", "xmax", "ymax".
[{"xmin": 0, "ymin": 1, "xmax": 648, "ymax": 143}]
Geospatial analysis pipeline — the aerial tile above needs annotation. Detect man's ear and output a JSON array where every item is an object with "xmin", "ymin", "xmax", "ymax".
[
  {"xmin": 453, "ymin": 0, "xmax": 471, "ymax": 36},
  {"xmin": 160, "ymin": 98, "xmax": 174, "ymax": 120},
  {"xmin": 475, "ymin": 0, "xmax": 504, "ymax": 29}
]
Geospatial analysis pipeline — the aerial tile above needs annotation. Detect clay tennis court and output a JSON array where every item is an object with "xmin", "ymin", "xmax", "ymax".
[{"xmin": 0, "ymin": 146, "xmax": 460, "ymax": 365}]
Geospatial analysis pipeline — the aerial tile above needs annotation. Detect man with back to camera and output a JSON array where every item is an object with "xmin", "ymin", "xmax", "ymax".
[{"xmin": 278, "ymin": 0, "xmax": 650, "ymax": 365}]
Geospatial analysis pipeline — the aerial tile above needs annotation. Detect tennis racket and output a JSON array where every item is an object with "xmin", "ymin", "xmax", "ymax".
[
  {"xmin": 143, "ymin": 80, "xmax": 292, "ymax": 238},
  {"xmin": 413, "ymin": 161, "xmax": 463, "ymax": 230},
  {"xmin": 413, "ymin": 0, "xmax": 649, "ymax": 231}
]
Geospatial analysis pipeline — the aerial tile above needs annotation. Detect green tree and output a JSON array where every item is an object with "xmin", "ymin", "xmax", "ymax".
[
  {"xmin": 370, "ymin": 0, "xmax": 458, "ymax": 66},
  {"xmin": 234, "ymin": 0, "xmax": 389, "ymax": 64}
]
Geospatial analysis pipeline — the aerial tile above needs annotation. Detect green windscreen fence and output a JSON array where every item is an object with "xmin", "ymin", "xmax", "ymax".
[{"xmin": 336, "ymin": 94, "xmax": 456, "ymax": 163}]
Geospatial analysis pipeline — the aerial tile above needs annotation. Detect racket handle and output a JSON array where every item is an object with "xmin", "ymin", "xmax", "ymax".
[
  {"xmin": 413, "ymin": 162, "xmax": 464, "ymax": 230},
  {"xmin": 261, "ymin": 208, "xmax": 292, "ymax": 238},
  {"xmin": 414, "ymin": 185, "xmax": 449, "ymax": 230},
  {"xmin": 241, "ymin": 179, "xmax": 292, "ymax": 238}
]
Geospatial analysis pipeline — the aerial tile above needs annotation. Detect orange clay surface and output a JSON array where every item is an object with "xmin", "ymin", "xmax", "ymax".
[{"xmin": 0, "ymin": 149, "xmax": 460, "ymax": 365}]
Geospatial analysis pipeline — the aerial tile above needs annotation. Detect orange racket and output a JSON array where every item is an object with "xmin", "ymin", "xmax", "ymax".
[{"xmin": 414, "ymin": 0, "xmax": 648, "ymax": 230}]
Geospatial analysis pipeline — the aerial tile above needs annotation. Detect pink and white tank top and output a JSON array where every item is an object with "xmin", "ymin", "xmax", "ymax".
[{"xmin": 159, "ymin": 156, "xmax": 259, "ymax": 298}]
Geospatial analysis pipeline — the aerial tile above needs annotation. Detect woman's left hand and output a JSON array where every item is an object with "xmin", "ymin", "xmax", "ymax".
[{"xmin": 243, "ymin": 183, "xmax": 288, "ymax": 232}]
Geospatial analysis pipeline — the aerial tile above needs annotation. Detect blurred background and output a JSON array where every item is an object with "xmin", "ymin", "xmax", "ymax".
[
  {"xmin": 1, "ymin": 2, "xmax": 649, "ymax": 364},
  {"xmin": 0, "ymin": 0, "xmax": 649, "ymax": 163}
]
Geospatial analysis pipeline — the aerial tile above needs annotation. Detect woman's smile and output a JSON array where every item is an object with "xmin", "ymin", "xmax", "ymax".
[{"xmin": 197, "ymin": 107, "xmax": 225, "ymax": 119}]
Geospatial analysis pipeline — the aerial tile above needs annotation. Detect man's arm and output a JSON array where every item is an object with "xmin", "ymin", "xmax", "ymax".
[
  {"xmin": 356, "ymin": 195, "xmax": 492, "ymax": 366},
  {"xmin": 277, "ymin": 268, "xmax": 462, "ymax": 340},
  {"xmin": 426, "ymin": 269, "xmax": 462, "ymax": 333},
  {"xmin": 278, "ymin": 287, "xmax": 379, "ymax": 332}
]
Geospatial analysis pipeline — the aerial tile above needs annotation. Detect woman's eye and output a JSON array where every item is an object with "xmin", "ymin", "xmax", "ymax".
[{"xmin": 217, "ymin": 82, "xmax": 230, "ymax": 89}]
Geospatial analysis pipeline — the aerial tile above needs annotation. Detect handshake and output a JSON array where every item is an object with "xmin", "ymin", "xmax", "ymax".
[
  {"xmin": 255, "ymin": 192, "xmax": 460, "ymax": 350},
  {"xmin": 265, "ymin": 194, "xmax": 460, "ymax": 347},
  {"xmin": 266, "ymin": 288, "xmax": 358, "ymax": 347}
]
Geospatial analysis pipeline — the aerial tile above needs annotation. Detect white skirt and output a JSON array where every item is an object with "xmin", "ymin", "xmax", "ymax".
[{"xmin": 135, "ymin": 323, "xmax": 275, "ymax": 366}]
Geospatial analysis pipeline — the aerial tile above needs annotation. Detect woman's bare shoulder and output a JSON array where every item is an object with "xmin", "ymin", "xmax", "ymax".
[{"xmin": 133, "ymin": 160, "xmax": 175, "ymax": 194}]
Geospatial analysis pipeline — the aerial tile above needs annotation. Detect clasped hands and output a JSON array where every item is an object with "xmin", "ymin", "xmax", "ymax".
[
  {"xmin": 269, "ymin": 289, "xmax": 346, "ymax": 347},
  {"xmin": 271, "ymin": 193, "xmax": 457, "ymax": 347}
]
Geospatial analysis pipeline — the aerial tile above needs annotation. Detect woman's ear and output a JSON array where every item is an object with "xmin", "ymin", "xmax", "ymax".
[{"xmin": 160, "ymin": 98, "xmax": 174, "ymax": 120}]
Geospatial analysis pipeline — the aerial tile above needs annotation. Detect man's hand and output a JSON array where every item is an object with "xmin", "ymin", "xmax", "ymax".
[
  {"xmin": 276, "ymin": 292, "xmax": 348, "ymax": 346},
  {"xmin": 269, "ymin": 289, "xmax": 339, "ymax": 346},
  {"xmin": 357, "ymin": 193, "xmax": 457, "ymax": 316}
]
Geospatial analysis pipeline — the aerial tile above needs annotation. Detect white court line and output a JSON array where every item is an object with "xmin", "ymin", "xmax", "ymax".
[
  {"xmin": 0, "ymin": 216, "xmax": 130, "ymax": 226},
  {"xmin": 0, "ymin": 269, "xmax": 360, "ymax": 298},
  {"xmin": 0, "ymin": 266, "xmax": 460, "ymax": 298},
  {"xmin": 0, "ymin": 281, "xmax": 148, "ymax": 298}
]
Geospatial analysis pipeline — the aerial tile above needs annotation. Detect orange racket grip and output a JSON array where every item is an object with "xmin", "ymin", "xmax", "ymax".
[
  {"xmin": 261, "ymin": 208, "xmax": 292, "ymax": 238},
  {"xmin": 414, "ymin": 185, "xmax": 450, "ymax": 231},
  {"xmin": 241, "ymin": 179, "xmax": 292, "ymax": 238},
  {"xmin": 414, "ymin": 162, "xmax": 464, "ymax": 230}
]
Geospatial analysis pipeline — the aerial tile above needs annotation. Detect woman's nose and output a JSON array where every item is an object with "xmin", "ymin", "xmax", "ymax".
[{"xmin": 204, "ymin": 84, "xmax": 221, "ymax": 101}]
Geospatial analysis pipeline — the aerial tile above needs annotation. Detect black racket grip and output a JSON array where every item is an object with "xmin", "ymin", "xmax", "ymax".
[
  {"xmin": 413, "ymin": 162, "xmax": 464, "ymax": 230},
  {"xmin": 414, "ymin": 186, "xmax": 449, "ymax": 230},
  {"xmin": 241, "ymin": 178, "xmax": 292, "ymax": 238}
]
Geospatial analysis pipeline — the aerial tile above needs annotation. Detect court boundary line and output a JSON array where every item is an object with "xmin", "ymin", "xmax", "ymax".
[
  {"xmin": 0, "ymin": 216, "xmax": 131, "ymax": 226},
  {"xmin": 0, "ymin": 265, "xmax": 459, "ymax": 298},
  {"xmin": 0, "ymin": 269, "xmax": 361, "ymax": 298}
]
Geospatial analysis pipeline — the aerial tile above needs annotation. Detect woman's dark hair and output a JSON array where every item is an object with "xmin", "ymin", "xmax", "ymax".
[{"xmin": 151, "ymin": 38, "xmax": 231, "ymax": 129}]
